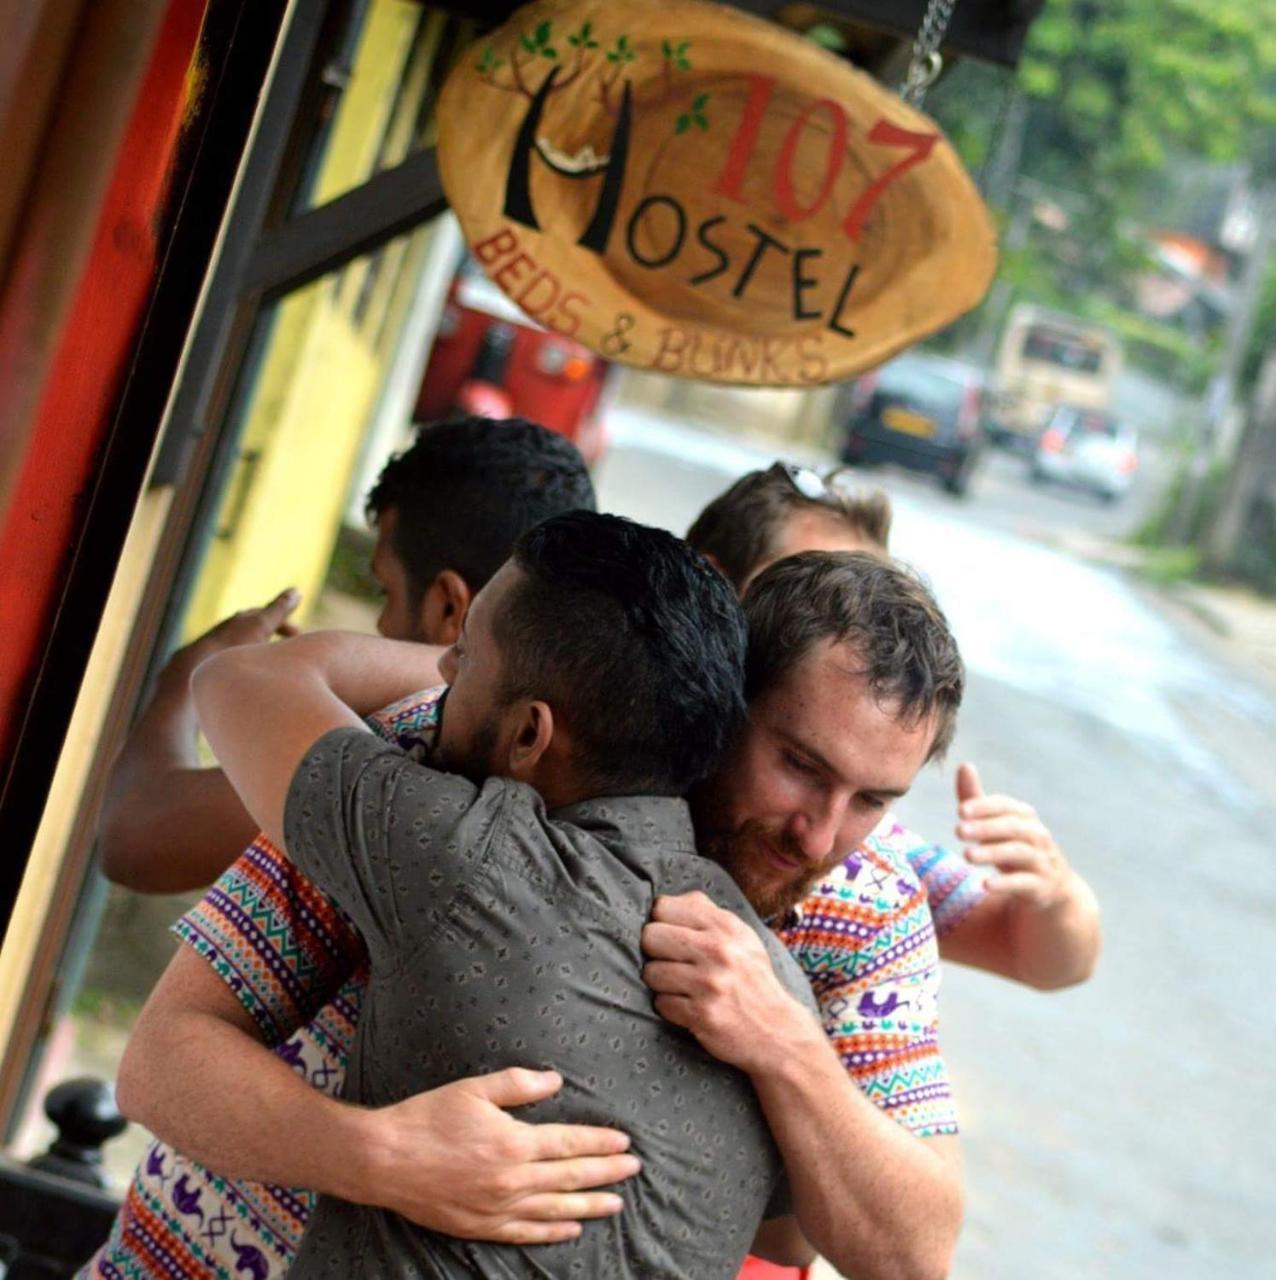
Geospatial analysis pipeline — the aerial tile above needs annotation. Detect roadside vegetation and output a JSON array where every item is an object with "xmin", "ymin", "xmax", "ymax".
[{"xmin": 922, "ymin": 0, "xmax": 1276, "ymax": 594}]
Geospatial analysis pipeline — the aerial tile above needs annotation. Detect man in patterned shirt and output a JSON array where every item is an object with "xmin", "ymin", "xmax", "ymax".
[
  {"xmin": 681, "ymin": 462, "xmax": 1100, "ymax": 1280},
  {"xmin": 686, "ymin": 462, "xmax": 1101, "ymax": 993}
]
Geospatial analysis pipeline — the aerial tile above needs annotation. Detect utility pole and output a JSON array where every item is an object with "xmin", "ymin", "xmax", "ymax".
[
  {"xmin": 1167, "ymin": 184, "xmax": 1276, "ymax": 548},
  {"xmin": 971, "ymin": 176, "xmax": 1089, "ymax": 370},
  {"xmin": 1204, "ymin": 185, "xmax": 1276, "ymax": 462},
  {"xmin": 968, "ymin": 88, "xmax": 1029, "ymax": 370},
  {"xmin": 982, "ymin": 86, "xmax": 1029, "ymax": 210},
  {"xmin": 971, "ymin": 192, "xmax": 1032, "ymax": 369},
  {"xmin": 1202, "ymin": 345, "xmax": 1276, "ymax": 574}
]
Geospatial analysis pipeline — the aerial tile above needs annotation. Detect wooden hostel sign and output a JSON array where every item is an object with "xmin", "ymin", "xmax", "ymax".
[{"xmin": 437, "ymin": 0, "xmax": 997, "ymax": 386}]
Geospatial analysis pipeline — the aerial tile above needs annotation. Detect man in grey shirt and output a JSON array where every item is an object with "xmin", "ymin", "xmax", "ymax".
[{"xmin": 150, "ymin": 512, "xmax": 814, "ymax": 1279}]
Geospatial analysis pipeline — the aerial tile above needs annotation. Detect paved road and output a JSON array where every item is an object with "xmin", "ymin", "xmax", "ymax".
[{"xmin": 595, "ymin": 410, "xmax": 1276, "ymax": 1280}]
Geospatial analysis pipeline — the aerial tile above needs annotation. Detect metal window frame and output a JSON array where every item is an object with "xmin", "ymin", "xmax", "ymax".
[
  {"xmin": 0, "ymin": 0, "xmax": 450, "ymax": 1134},
  {"xmin": 0, "ymin": 0, "xmax": 293, "ymax": 1130},
  {"xmin": 146, "ymin": 1, "xmax": 449, "ymax": 664}
]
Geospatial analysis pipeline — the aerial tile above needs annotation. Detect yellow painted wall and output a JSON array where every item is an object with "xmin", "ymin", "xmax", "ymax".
[
  {"xmin": 183, "ymin": 1, "xmax": 446, "ymax": 637},
  {"xmin": 185, "ymin": 281, "xmax": 379, "ymax": 634}
]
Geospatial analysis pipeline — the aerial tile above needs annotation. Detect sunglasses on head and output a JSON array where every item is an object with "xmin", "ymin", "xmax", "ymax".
[{"xmin": 770, "ymin": 461, "xmax": 849, "ymax": 504}]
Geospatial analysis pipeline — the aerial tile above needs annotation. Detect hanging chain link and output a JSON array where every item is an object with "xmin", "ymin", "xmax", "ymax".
[{"xmin": 899, "ymin": 0, "xmax": 957, "ymax": 107}]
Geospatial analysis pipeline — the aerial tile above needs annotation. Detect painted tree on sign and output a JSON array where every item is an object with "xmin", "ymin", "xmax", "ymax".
[{"xmin": 475, "ymin": 18, "xmax": 709, "ymax": 136}]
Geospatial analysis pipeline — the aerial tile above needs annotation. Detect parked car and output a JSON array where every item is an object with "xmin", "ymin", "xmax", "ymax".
[
  {"xmin": 837, "ymin": 353, "xmax": 986, "ymax": 495},
  {"xmin": 1029, "ymin": 404, "xmax": 1138, "ymax": 502},
  {"xmin": 415, "ymin": 257, "xmax": 611, "ymax": 464}
]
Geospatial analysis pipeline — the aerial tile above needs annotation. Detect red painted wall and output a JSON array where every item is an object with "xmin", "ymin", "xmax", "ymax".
[{"xmin": 0, "ymin": 0, "xmax": 207, "ymax": 765}]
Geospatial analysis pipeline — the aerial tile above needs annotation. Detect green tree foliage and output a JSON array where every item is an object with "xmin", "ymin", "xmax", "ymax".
[
  {"xmin": 1014, "ymin": 0, "xmax": 1276, "ymax": 194},
  {"xmin": 927, "ymin": 0, "xmax": 1276, "ymax": 381},
  {"xmin": 931, "ymin": 0, "xmax": 1276, "ymax": 230}
]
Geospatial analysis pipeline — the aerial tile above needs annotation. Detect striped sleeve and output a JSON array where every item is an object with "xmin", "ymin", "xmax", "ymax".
[
  {"xmin": 778, "ymin": 822, "xmax": 958, "ymax": 1137},
  {"xmin": 172, "ymin": 685, "xmax": 448, "ymax": 1039},
  {"xmin": 906, "ymin": 841, "xmax": 990, "ymax": 939}
]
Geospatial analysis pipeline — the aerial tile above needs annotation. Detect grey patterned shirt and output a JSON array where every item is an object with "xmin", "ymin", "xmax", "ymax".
[{"xmin": 283, "ymin": 727, "xmax": 815, "ymax": 1279}]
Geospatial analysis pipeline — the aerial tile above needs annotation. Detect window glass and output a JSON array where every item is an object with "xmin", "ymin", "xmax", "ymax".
[
  {"xmin": 292, "ymin": 1, "xmax": 476, "ymax": 213},
  {"xmin": 877, "ymin": 360, "xmax": 968, "ymax": 411},
  {"xmin": 8, "ymin": 216, "xmax": 453, "ymax": 1191},
  {"xmin": 1022, "ymin": 326, "xmax": 1106, "ymax": 374},
  {"xmin": 1074, "ymin": 410, "xmax": 1119, "ymax": 437}
]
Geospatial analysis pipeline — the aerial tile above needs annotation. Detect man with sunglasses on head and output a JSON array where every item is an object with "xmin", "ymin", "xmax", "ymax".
[
  {"xmin": 685, "ymin": 461, "xmax": 1101, "ymax": 997},
  {"xmin": 670, "ymin": 460, "xmax": 1099, "ymax": 1279}
]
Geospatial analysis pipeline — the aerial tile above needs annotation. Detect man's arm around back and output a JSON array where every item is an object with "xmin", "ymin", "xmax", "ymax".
[
  {"xmin": 643, "ymin": 892, "xmax": 961, "ymax": 1280},
  {"xmin": 191, "ymin": 630, "xmax": 448, "ymax": 848},
  {"xmin": 117, "ymin": 947, "xmax": 641, "ymax": 1242}
]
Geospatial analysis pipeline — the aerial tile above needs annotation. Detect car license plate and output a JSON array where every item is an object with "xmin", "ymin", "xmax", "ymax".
[{"xmin": 882, "ymin": 407, "xmax": 935, "ymax": 437}]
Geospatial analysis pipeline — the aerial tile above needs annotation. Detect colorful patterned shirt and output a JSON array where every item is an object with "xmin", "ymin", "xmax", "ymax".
[
  {"xmin": 776, "ymin": 817, "xmax": 973, "ymax": 1138},
  {"xmin": 79, "ymin": 689, "xmax": 443, "ymax": 1280},
  {"xmin": 82, "ymin": 690, "xmax": 977, "ymax": 1277}
]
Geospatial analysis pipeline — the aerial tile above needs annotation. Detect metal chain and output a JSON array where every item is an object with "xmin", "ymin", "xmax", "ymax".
[{"xmin": 899, "ymin": 0, "xmax": 957, "ymax": 107}]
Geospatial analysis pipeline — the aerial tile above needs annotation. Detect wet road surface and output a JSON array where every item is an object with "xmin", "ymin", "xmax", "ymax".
[{"xmin": 595, "ymin": 409, "xmax": 1276, "ymax": 1280}]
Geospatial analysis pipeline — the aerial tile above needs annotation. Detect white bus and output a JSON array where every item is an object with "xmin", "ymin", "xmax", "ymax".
[{"xmin": 987, "ymin": 304, "xmax": 1123, "ymax": 450}]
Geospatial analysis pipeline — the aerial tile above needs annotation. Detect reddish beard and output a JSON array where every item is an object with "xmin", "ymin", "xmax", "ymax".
[{"xmin": 711, "ymin": 819, "xmax": 831, "ymax": 920}]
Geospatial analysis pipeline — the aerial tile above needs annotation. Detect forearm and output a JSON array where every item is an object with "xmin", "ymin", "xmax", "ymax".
[
  {"xmin": 643, "ymin": 893, "xmax": 961, "ymax": 1277},
  {"xmin": 118, "ymin": 1002, "xmax": 380, "ymax": 1202},
  {"xmin": 100, "ymin": 674, "xmax": 256, "ymax": 891},
  {"xmin": 749, "ymin": 1027, "xmax": 961, "ymax": 1280},
  {"xmin": 269, "ymin": 631, "xmax": 447, "ymax": 718},
  {"xmin": 1006, "ymin": 870, "xmax": 1102, "ymax": 990},
  {"xmin": 941, "ymin": 872, "xmax": 1102, "ymax": 991},
  {"xmin": 193, "ymin": 632, "xmax": 445, "ymax": 846},
  {"xmin": 117, "ymin": 952, "xmax": 644, "ymax": 1242},
  {"xmin": 100, "ymin": 764, "xmax": 255, "ymax": 892},
  {"xmin": 948, "ymin": 770, "xmax": 1101, "ymax": 990}
]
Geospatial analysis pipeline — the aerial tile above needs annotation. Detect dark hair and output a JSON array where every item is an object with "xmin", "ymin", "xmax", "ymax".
[
  {"xmin": 366, "ymin": 417, "xmax": 596, "ymax": 601},
  {"xmin": 743, "ymin": 551, "xmax": 963, "ymax": 760},
  {"xmin": 686, "ymin": 463, "xmax": 892, "ymax": 590},
  {"xmin": 495, "ymin": 512, "xmax": 748, "ymax": 796}
]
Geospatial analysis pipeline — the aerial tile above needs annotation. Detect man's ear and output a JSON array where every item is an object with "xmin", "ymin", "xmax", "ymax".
[
  {"xmin": 507, "ymin": 700, "xmax": 556, "ymax": 781},
  {"xmin": 698, "ymin": 549, "xmax": 727, "ymax": 578},
  {"xmin": 417, "ymin": 570, "xmax": 473, "ymax": 645},
  {"xmin": 699, "ymin": 549, "xmax": 751, "ymax": 598}
]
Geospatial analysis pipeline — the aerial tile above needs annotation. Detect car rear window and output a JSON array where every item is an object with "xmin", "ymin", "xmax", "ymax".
[
  {"xmin": 1070, "ymin": 410, "xmax": 1118, "ymax": 438},
  {"xmin": 876, "ymin": 362, "xmax": 970, "ymax": 410}
]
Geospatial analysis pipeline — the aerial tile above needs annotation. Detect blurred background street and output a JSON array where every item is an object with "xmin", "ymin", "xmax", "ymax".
[{"xmin": 594, "ymin": 402, "xmax": 1276, "ymax": 1280}]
